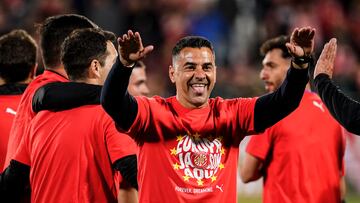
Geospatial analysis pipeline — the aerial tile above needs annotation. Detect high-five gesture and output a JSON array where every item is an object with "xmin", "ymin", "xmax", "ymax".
[
  {"xmin": 314, "ymin": 38, "xmax": 337, "ymax": 79},
  {"xmin": 286, "ymin": 27, "xmax": 315, "ymax": 57},
  {"xmin": 118, "ymin": 30, "xmax": 154, "ymax": 67},
  {"xmin": 286, "ymin": 27, "xmax": 315, "ymax": 69}
]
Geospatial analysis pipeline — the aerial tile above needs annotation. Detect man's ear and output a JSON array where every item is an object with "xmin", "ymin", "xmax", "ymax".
[
  {"xmin": 89, "ymin": 59, "xmax": 101, "ymax": 78},
  {"xmin": 169, "ymin": 65, "xmax": 176, "ymax": 83}
]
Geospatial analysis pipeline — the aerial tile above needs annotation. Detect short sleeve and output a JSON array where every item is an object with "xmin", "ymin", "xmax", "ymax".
[
  {"xmin": 105, "ymin": 118, "xmax": 137, "ymax": 164},
  {"xmin": 246, "ymin": 130, "xmax": 272, "ymax": 160},
  {"xmin": 126, "ymin": 96, "xmax": 151, "ymax": 138},
  {"xmin": 236, "ymin": 97, "xmax": 257, "ymax": 134}
]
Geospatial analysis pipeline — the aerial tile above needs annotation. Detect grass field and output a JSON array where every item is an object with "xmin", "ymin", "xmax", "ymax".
[{"xmin": 238, "ymin": 193, "xmax": 360, "ymax": 203}]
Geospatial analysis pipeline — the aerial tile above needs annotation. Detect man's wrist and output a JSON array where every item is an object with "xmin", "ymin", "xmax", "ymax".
[{"xmin": 292, "ymin": 55, "xmax": 312, "ymax": 69}]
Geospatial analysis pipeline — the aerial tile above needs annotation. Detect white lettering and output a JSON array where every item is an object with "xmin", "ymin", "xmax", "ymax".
[{"xmin": 193, "ymin": 168, "xmax": 204, "ymax": 179}]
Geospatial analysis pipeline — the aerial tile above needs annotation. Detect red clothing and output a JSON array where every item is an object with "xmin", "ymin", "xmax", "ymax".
[
  {"xmin": 0, "ymin": 94, "xmax": 22, "ymax": 171},
  {"xmin": 246, "ymin": 91, "xmax": 345, "ymax": 203},
  {"xmin": 126, "ymin": 96, "xmax": 257, "ymax": 203},
  {"xmin": 14, "ymin": 105, "xmax": 137, "ymax": 203},
  {"xmin": 4, "ymin": 70, "xmax": 68, "ymax": 170}
]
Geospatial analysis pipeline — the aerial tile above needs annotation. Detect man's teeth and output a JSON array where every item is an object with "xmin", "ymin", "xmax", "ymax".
[{"xmin": 192, "ymin": 84, "xmax": 206, "ymax": 87}]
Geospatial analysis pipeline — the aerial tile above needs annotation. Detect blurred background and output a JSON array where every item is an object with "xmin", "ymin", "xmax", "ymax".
[{"xmin": 1, "ymin": 0, "xmax": 360, "ymax": 202}]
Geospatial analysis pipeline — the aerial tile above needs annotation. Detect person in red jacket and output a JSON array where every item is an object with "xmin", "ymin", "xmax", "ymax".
[
  {"xmin": 0, "ymin": 29, "xmax": 37, "ymax": 172},
  {"xmin": 240, "ymin": 36, "xmax": 346, "ymax": 203}
]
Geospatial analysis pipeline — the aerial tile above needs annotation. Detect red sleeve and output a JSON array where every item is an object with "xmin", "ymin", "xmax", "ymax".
[
  {"xmin": 105, "ymin": 117, "xmax": 137, "ymax": 164},
  {"xmin": 245, "ymin": 130, "xmax": 272, "ymax": 160},
  {"xmin": 126, "ymin": 96, "xmax": 150, "ymax": 137},
  {"xmin": 234, "ymin": 97, "xmax": 257, "ymax": 135}
]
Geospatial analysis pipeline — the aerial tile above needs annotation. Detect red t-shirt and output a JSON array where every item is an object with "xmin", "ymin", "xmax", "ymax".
[
  {"xmin": 246, "ymin": 91, "xmax": 345, "ymax": 203},
  {"xmin": 4, "ymin": 70, "xmax": 68, "ymax": 170},
  {"xmin": 126, "ymin": 96, "xmax": 257, "ymax": 203},
  {"xmin": 0, "ymin": 94, "xmax": 22, "ymax": 171},
  {"xmin": 14, "ymin": 105, "xmax": 137, "ymax": 203}
]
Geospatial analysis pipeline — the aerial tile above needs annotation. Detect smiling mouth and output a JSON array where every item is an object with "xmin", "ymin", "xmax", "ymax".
[{"xmin": 190, "ymin": 84, "xmax": 208, "ymax": 94}]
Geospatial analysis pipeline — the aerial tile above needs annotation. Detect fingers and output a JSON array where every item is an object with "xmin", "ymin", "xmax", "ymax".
[
  {"xmin": 129, "ymin": 45, "xmax": 154, "ymax": 61},
  {"xmin": 314, "ymin": 38, "xmax": 337, "ymax": 79},
  {"xmin": 328, "ymin": 38, "xmax": 337, "ymax": 63},
  {"xmin": 297, "ymin": 27, "xmax": 315, "ymax": 40}
]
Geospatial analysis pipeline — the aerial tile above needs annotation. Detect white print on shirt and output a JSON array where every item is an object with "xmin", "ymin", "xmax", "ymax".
[
  {"xmin": 175, "ymin": 186, "xmax": 214, "ymax": 194},
  {"xmin": 312, "ymin": 101, "xmax": 325, "ymax": 112},
  {"xmin": 170, "ymin": 133, "xmax": 225, "ymax": 188},
  {"xmin": 216, "ymin": 184, "xmax": 224, "ymax": 192},
  {"xmin": 5, "ymin": 107, "xmax": 17, "ymax": 115}
]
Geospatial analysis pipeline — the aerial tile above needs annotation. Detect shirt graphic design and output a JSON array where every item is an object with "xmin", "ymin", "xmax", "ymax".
[{"xmin": 170, "ymin": 133, "xmax": 225, "ymax": 193}]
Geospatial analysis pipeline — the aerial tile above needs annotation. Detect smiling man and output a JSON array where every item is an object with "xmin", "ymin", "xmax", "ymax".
[{"xmin": 101, "ymin": 27, "xmax": 314, "ymax": 203}]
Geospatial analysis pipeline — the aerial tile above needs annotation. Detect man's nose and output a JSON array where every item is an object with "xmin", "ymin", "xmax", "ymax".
[
  {"xmin": 259, "ymin": 68, "xmax": 268, "ymax": 80},
  {"xmin": 194, "ymin": 67, "xmax": 206, "ymax": 79}
]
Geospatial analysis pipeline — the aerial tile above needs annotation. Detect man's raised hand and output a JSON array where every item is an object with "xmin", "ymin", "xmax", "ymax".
[
  {"xmin": 118, "ymin": 30, "xmax": 154, "ymax": 67},
  {"xmin": 286, "ymin": 26, "xmax": 315, "ymax": 58},
  {"xmin": 314, "ymin": 38, "xmax": 337, "ymax": 79}
]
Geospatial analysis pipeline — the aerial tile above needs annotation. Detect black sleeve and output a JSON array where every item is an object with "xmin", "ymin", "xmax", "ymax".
[
  {"xmin": 112, "ymin": 155, "xmax": 138, "ymax": 190},
  {"xmin": 0, "ymin": 160, "xmax": 30, "ymax": 202},
  {"xmin": 314, "ymin": 73, "xmax": 360, "ymax": 135},
  {"xmin": 32, "ymin": 82, "xmax": 102, "ymax": 113},
  {"xmin": 101, "ymin": 58, "xmax": 138, "ymax": 131},
  {"xmin": 254, "ymin": 66, "xmax": 309, "ymax": 132}
]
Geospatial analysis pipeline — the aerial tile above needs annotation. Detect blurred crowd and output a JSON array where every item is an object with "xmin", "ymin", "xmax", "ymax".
[{"xmin": 1, "ymin": 0, "xmax": 360, "ymax": 195}]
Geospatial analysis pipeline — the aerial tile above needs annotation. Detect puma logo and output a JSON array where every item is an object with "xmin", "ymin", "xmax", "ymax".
[
  {"xmin": 5, "ymin": 107, "xmax": 17, "ymax": 115},
  {"xmin": 216, "ymin": 184, "xmax": 224, "ymax": 192},
  {"xmin": 312, "ymin": 101, "xmax": 325, "ymax": 112}
]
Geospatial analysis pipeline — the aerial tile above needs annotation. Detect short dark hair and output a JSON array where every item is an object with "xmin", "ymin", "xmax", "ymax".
[
  {"xmin": 61, "ymin": 28, "xmax": 116, "ymax": 81},
  {"xmin": 172, "ymin": 36, "xmax": 214, "ymax": 57},
  {"xmin": 38, "ymin": 14, "xmax": 98, "ymax": 70},
  {"xmin": 0, "ymin": 29, "xmax": 37, "ymax": 83},
  {"xmin": 260, "ymin": 35, "xmax": 291, "ymax": 58}
]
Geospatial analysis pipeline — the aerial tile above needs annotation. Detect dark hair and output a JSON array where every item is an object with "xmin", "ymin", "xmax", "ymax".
[
  {"xmin": 0, "ymin": 29, "xmax": 37, "ymax": 83},
  {"xmin": 172, "ymin": 36, "xmax": 214, "ymax": 57},
  {"xmin": 38, "ymin": 14, "xmax": 98, "ymax": 70},
  {"xmin": 61, "ymin": 28, "xmax": 116, "ymax": 80},
  {"xmin": 260, "ymin": 35, "xmax": 291, "ymax": 58}
]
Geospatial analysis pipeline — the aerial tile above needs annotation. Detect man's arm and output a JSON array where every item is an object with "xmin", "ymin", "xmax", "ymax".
[
  {"xmin": 112, "ymin": 155, "xmax": 138, "ymax": 190},
  {"xmin": 101, "ymin": 30, "xmax": 153, "ymax": 131},
  {"xmin": 240, "ymin": 153, "xmax": 263, "ymax": 183},
  {"xmin": 0, "ymin": 160, "xmax": 30, "ymax": 202},
  {"xmin": 254, "ymin": 27, "xmax": 314, "ymax": 132},
  {"xmin": 254, "ymin": 67, "xmax": 308, "ymax": 132},
  {"xmin": 313, "ymin": 38, "xmax": 360, "ymax": 135},
  {"xmin": 32, "ymin": 82, "xmax": 102, "ymax": 113}
]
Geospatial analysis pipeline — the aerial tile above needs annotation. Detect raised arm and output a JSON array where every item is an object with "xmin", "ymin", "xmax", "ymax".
[
  {"xmin": 32, "ymin": 82, "xmax": 102, "ymax": 113},
  {"xmin": 314, "ymin": 38, "xmax": 360, "ymax": 135},
  {"xmin": 254, "ymin": 27, "xmax": 314, "ymax": 132},
  {"xmin": 101, "ymin": 30, "xmax": 153, "ymax": 131}
]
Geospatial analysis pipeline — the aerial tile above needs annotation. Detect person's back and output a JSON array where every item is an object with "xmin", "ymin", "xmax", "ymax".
[
  {"xmin": 15, "ymin": 105, "xmax": 134, "ymax": 202},
  {"xmin": 4, "ymin": 14, "xmax": 98, "ymax": 171},
  {"xmin": 1, "ymin": 28, "xmax": 138, "ymax": 203},
  {"xmin": 0, "ymin": 29, "xmax": 37, "ymax": 171}
]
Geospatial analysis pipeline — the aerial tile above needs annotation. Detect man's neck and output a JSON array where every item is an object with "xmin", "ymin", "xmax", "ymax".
[{"xmin": 46, "ymin": 66, "xmax": 68, "ymax": 78}]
